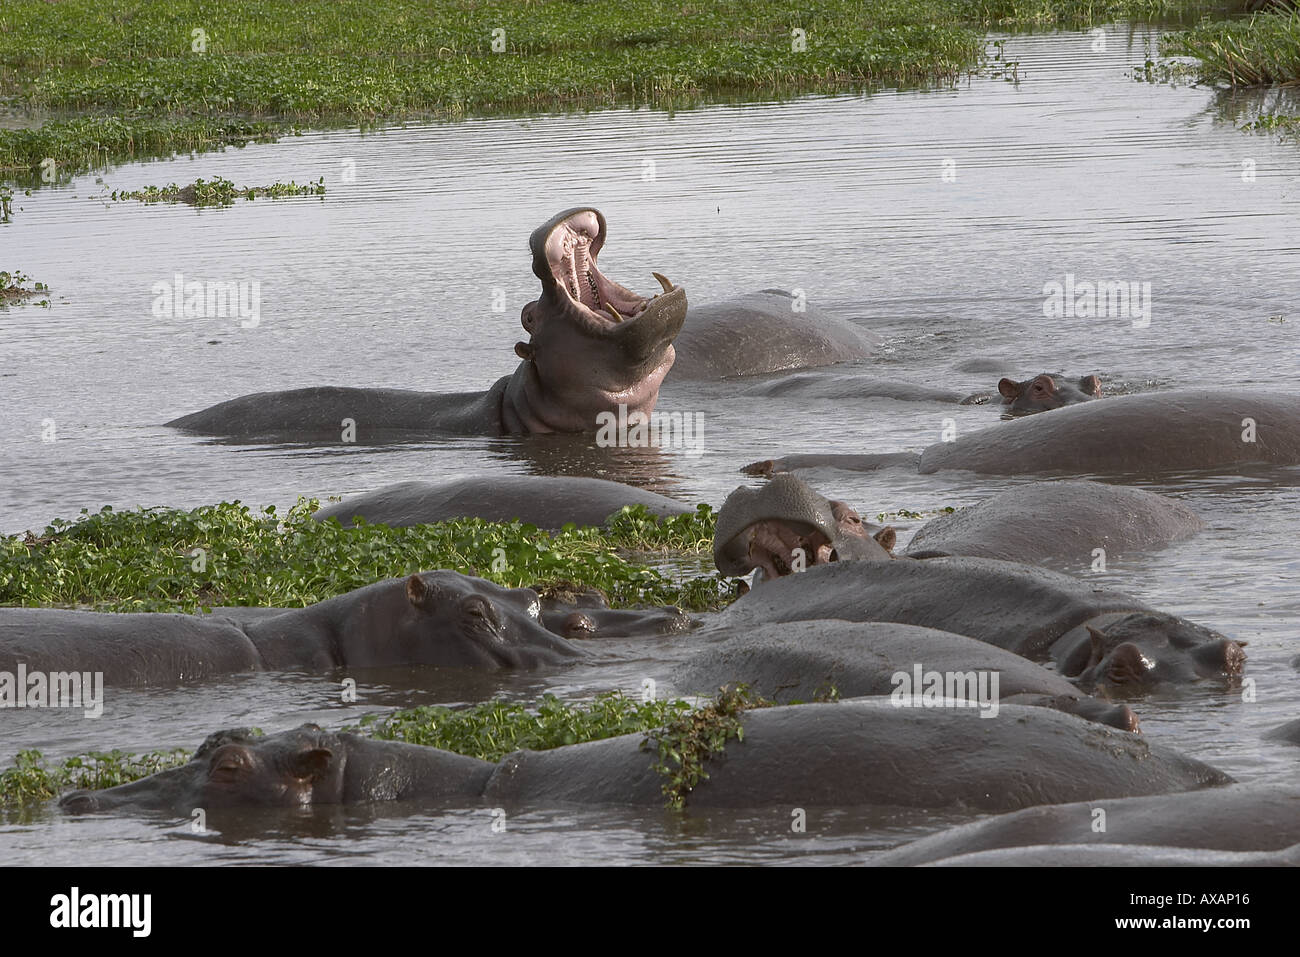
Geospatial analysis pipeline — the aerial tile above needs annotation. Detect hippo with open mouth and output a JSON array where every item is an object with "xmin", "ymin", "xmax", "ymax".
[
  {"xmin": 166, "ymin": 208, "xmax": 688, "ymax": 438},
  {"xmin": 59, "ymin": 703, "xmax": 1229, "ymax": 815}
]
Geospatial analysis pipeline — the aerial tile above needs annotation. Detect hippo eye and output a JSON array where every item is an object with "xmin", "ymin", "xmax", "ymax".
[
  {"xmin": 462, "ymin": 597, "xmax": 501, "ymax": 634},
  {"xmin": 209, "ymin": 746, "xmax": 252, "ymax": 780}
]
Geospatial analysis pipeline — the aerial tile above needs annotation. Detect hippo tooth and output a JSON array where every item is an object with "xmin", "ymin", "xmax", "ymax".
[
  {"xmin": 606, "ymin": 303, "xmax": 625, "ymax": 322},
  {"xmin": 652, "ymin": 272, "xmax": 673, "ymax": 293}
]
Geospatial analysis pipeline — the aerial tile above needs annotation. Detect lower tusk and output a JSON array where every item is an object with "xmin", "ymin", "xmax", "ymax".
[{"xmin": 652, "ymin": 272, "xmax": 673, "ymax": 293}]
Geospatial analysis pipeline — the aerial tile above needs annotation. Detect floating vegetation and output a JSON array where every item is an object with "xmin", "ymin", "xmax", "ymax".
[
  {"xmin": 0, "ymin": 499, "xmax": 728, "ymax": 612},
  {"xmin": 0, "ymin": 268, "xmax": 49, "ymax": 307},
  {"xmin": 108, "ymin": 176, "xmax": 326, "ymax": 207},
  {"xmin": 0, "ymin": 748, "xmax": 192, "ymax": 807}
]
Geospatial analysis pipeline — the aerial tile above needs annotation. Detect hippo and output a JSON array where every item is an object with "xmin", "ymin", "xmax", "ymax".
[
  {"xmin": 311, "ymin": 475, "xmax": 694, "ymax": 530},
  {"xmin": 997, "ymin": 373, "xmax": 1102, "ymax": 416},
  {"xmin": 673, "ymin": 620, "xmax": 1139, "ymax": 730},
  {"xmin": 739, "ymin": 372, "xmax": 964, "ymax": 404},
  {"xmin": 713, "ymin": 473, "xmax": 893, "ymax": 581},
  {"xmin": 166, "ymin": 208, "xmax": 688, "ymax": 438},
  {"xmin": 0, "ymin": 571, "xmax": 583, "ymax": 685},
  {"xmin": 902, "ymin": 480, "xmax": 1204, "ymax": 565},
  {"xmin": 874, "ymin": 783, "xmax": 1300, "ymax": 865},
  {"xmin": 665, "ymin": 290, "xmax": 879, "ymax": 380},
  {"xmin": 744, "ymin": 389, "xmax": 1300, "ymax": 478},
  {"xmin": 539, "ymin": 588, "xmax": 694, "ymax": 640},
  {"xmin": 1264, "ymin": 718, "xmax": 1300, "ymax": 747},
  {"xmin": 59, "ymin": 701, "xmax": 1229, "ymax": 815},
  {"xmin": 717, "ymin": 558, "xmax": 1245, "ymax": 693},
  {"xmin": 923, "ymin": 843, "xmax": 1300, "ymax": 867}
]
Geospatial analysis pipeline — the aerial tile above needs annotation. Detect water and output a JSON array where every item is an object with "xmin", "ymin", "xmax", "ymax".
[{"xmin": 3, "ymin": 25, "xmax": 1300, "ymax": 863}]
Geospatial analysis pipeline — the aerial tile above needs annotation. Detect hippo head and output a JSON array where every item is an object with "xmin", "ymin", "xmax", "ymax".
[
  {"xmin": 346, "ymin": 571, "xmax": 584, "ymax": 669},
  {"xmin": 713, "ymin": 474, "xmax": 894, "ymax": 582},
  {"xmin": 1073, "ymin": 612, "xmax": 1247, "ymax": 693},
  {"xmin": 60, "ymin": 726, "xmax": 344, "ymax": 814},
  {"xmin": 998, "ymin": 373, "xmax": 1102, "ymax": 416},
  {"xmin": 505, "ymin": 207, "xmax": 688, "ymax": 432}
]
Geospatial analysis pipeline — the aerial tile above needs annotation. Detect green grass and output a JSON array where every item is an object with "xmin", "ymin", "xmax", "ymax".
[
  {"xmin": 1164, "ymin": 8, "xmax": 1300, "ymax": 85},
  {"xmin": 0, "ymin": 0, "xmax": 1213, "ymax": 183},
  {"xmin": 108, "ymin": 175, "xmax": 326, "ymax": 206},
  {"xmin": 0, "ymin": 747, "xmax": 193, "ymax": 807},
  {"xmin": 0, "ymin": 498, "xmax": 729, "ymax": 612}
]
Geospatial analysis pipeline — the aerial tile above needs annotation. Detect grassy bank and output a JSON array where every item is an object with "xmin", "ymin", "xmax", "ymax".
[
  {"xmin": 1165, "ymin": 8, "xmax": 1300, "ymax": 84},
  {"xmin": 0, "ymin": 0, "xmax": 1211, "ymax": 183},
  {"xmin": 0, "ymin": 498, "xmax": 727, "ymax": 613}
]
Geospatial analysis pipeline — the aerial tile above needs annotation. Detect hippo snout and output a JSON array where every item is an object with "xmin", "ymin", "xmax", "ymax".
[
  {"xmin": 1191, "ymin": 639, "xmax": 1247, "ymax": 677},
  {"xmin": 58, "ymin": 790, "xmax": 100, "ymax": 814},
  {"xmin": 1104, "ymin": 642, "xmax": 1152, "ymax": 686}
]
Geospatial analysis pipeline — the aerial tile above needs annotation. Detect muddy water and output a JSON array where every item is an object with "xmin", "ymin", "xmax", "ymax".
[{"xmin": 3, "ymin": 25, "xmax": 1300, "ymax": 863}]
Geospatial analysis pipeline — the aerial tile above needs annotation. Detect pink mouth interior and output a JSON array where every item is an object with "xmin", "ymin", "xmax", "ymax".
[{"xmin": 545, "ymin": 211, "xmax": 652, "ymax": 324}]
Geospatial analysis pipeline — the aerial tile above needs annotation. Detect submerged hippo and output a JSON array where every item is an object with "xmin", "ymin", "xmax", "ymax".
[
  {"xmin": 746, "ymin": 389, "xmax": 1300, "ymax": 477},
  {"xmin": 312, "ymin": 475, "xmax": 694, "ymax": 530},
  {"xmin": 997, "ymin": 373, "xmax": 1101, "ymax": 416},
  {"xmin": 923, "ymin": 843, "xmax": 1300, "ymax": 867},
  {"xmin": 674, "ymin": 620, "xmax": 1139, "ymax": 730},
  {"xmin": 718, "ymin": 558, "xmax": 1245, "ymax": 693},
  {"xmin": 167, "ymin": 208, "xmax": 688, "ymax": 438},
  {"xmin": 666, "ymin": 290, "xmax": 879, "ymax": 380},
  {"xmin": 902, "ymin": 479, "xmax": 1204, "ymax": 565},
  {"xmin": 60, "ymin": 702, "xmax": 1228, "ymax": 815},
  {"xmin": 875, "ymin": 783, "xmax": 1300, "ymax": 865},
  {"xmin": 713, "ymin": 473, "xmax": 893, "ymax": 580},
  {"xmin": 0, "ymin": 571, "xmax": 583, "ymax": 685}
]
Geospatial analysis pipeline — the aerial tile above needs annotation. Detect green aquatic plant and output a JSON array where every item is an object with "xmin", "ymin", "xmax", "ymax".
[
  {"xmin": 109, "ymin": 176, "xmax": 326, "ymax": 207},
  {"xmin": 0, "ymin": 499, "xmax": 729, "ymax": 612},
  {"xmin": 0, "ymin": 268, "xmax": 49, "ymax": 307},
  {"xmin": 645, "ymin": 683, "xmax": 773, "ymax": 811},
  {"xmin": 358, "ymin": 690, "xmax": 693, "ymax": 761},
  {"xmin": 0, "ymin": 747, "xmax": 193, "ymax": 807},
  {"xmin": 1165, "ymin": 9, "xmax": 1300, "ymax": 86}
]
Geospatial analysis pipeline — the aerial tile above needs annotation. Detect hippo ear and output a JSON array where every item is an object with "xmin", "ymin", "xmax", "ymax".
[
  {"xmin": 997, "ymin": 378, "xmax": 1021, "ymax": 399},
  {"xmin": 407, "ymin": 574, "xmax": 441, "ymax": 611},
  {"xmin": 873, "ymin": 526, "xmax": 897, "ymax": 553},
  {"xmin": 1086, "ymin": 626, "xmax": 1108, "ymax": 668},
  {"xmin": 1080, "ymin": 374, "xmax": 1102, "ymax": 397},
  {"xmin": 514, "ymin": 341, "xmax": 535, "ymax": 362},
  {"xmin": 288, "ymin": 747, "xmax": 333, "ymax": 782}
]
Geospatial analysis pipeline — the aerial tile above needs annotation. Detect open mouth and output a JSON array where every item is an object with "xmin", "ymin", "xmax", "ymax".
[{"xmin": 530, "ymin": 207, "xmax": 684, "ymax": 334}]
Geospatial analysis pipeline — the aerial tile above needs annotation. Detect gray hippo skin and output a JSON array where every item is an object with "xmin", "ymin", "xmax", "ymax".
[
  {"xmin": 673, "ymin": 620, "xmax": 1139, "ymax": 730},
  {"xmin": 740, "ymin": 372, "xmax": 963, "ymax": 404},
  {"xmin": 667, "ymin": 290, "xmax": 879, "ymax": 380},
  {"xmin": 998, "ymin": 373, "xmax": 1101, "ymax": 416},
  {"xmin": 166, "ymin": 208, "xmax": 688, "ymax": 438},
  {"xmin": 0, "ymin": 571, "xmax": 582, "ymax": 685},
  {"xmin": 919, "ymin": 389, "xmax": 1300, "ymax": 475},
  {"xmin": 903, "ymin": 480, "xmax": 1204, "ymax": 564},
  {"xmin": 875, "ymin": 783, "xmax": 1300, "ymax": 865},
  {"xmin": 60, "ymin": 701, "xmax": 1229, "ymax": 815},
  {"xmin": 745, "ymin": 389, "xmax": 1300, "ymax": 477},
  {"xmin": 719, "ymin": 559, "xmax": 1245, "ymax": 693},
  {"xmin": 925, "ymin": 843, "xmax": 1300, "ymax": 867},
  {"xmin": 713, "ymin": 473, "xmax": 893, "ymax": 580},
  {"xmin": 1264, "ymin": 718, "xmax": 1300, "ymax": 746},
  {"xmin": 312, "ymin": 475, "xmax": 693, "ymax": 530}
]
